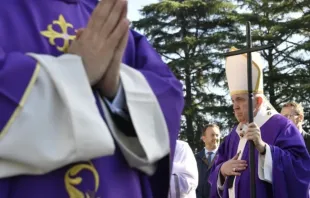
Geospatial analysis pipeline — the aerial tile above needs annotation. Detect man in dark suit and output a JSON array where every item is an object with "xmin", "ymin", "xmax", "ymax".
[
  {"xmin": 281, "ymin": 102, "xmax": 310, "ymax": 154},
  {"xmin": 195, "ymin": 124, "xmax": 220, "ymax": 198}
]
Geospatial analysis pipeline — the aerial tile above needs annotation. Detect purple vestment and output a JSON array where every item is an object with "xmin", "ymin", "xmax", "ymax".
[
  {"xmin": 0, "ymin": 1, "xmax": 184, "ymax": 197},
  {"xmin": 209, "ymin": 114, "xmax": 310, "ymax": 198}
]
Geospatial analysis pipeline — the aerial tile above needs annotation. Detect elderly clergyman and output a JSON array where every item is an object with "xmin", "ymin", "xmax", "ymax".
[{"xmin": 208, "ymin": 47, "xmax": 310, "ymax": 198}]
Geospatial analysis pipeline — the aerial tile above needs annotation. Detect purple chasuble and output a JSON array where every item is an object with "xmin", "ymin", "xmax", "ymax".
[
  {"xmin": 209, "ymin": 114, "xmax": 310, "ymax": 198},
  {"xmin": 0, "ymin": 0, "xmax": 184, "ymax": 197}
]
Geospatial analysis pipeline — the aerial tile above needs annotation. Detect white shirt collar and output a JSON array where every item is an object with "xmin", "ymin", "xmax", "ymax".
[
  {"xmin": 204, "ymin": 147, "xmax": 217, "ymax": 155},
  {"xmin": 236, "ymin": 105, "xmax": 278, "ymax": 137}
]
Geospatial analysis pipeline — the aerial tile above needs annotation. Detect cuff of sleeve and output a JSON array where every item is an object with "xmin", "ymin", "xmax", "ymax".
[
  {"xmin": 258, "ymin": 144, "xmax": 272, "ymax": 183},
  {"xmin": 2, "ymin": 53, "xmax": 116, "ymax": 178},
  {"xmin": 103, "ymin": 82, "xmax": 129, "ymax": 119},
  {"xmin": 112, "ymin": 81, "xmax": 126, "ymax": 109},
  {"xmin": 119, "ymin": 63, "xmax": 170, "ymax": 163},
  {"xmin": 217, "ymin": 171, "xmax": 225, "ymax": 190},
  {"xmin": 98, "ymin": 93, "xmax": 156, "ymax": 175}
]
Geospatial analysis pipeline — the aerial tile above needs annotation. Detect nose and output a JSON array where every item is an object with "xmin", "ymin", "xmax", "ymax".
[{"xmin": 233, "ymin": 103, "xmax": 239, "ymax": 111}]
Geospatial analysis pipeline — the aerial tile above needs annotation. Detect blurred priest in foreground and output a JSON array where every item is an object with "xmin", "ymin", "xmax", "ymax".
[{"xmin": 0, "ymin": 0, "xmax": 184, "ymax": 197}]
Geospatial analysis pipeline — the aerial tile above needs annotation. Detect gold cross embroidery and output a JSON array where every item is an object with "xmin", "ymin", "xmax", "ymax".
[
  {"xmin": 64, "ymin": 162, "xmax": 100, "ymax": 198},
  {"xmin": 40, "ymin": 14, "xmax": 76, "ymax": 52}
]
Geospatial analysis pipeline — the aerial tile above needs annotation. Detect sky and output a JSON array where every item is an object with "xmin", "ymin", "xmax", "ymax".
[
  {"xmin": 126, "ymin": 0, "xmax": 225, "ymax": 97},
  {"xmin": 128, "ymin": 0, "xmax": 159, "ymax": 21}
]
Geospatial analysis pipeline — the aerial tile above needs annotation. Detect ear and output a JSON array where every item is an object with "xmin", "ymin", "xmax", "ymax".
[
  {"xmin": 256, "ymin": 96, "xmax": 263, "ymax": 107},
  {"xmin": 298, "ymin": 114, "xmax": 304, "ymax": 122}
]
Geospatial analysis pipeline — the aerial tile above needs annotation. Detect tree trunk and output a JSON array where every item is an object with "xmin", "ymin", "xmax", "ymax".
[
  {"xmin": 184, "ymin": 65, "xmax": 194, "ymax": 147},
  {"xmin": 267, "ymin": 48, "xmax": 276, "ymax": 106}
]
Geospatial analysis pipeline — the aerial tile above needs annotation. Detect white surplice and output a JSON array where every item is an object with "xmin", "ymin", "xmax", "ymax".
[
  {"xmin": 0, "ymin": 54, "xmax": 170, "ymax": 178},
  {"xmin": 169, "ymin": 140, "xmax": 198, "ymax": 198}
]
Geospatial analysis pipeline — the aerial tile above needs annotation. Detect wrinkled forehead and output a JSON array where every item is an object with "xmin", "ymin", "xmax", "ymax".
[{"xmin": 231, "ymin": 93, "xmax": 248, "ymax": 101}]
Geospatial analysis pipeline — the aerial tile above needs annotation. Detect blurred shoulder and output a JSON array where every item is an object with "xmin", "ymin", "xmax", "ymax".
[{"xmin": 176, "ymin": 140, "xmax": 190, "ymax": 148}]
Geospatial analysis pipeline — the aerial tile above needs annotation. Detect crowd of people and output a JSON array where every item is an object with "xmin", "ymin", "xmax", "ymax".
[
  {"xmin": 171, "ymin": 101, "xmax": 310, "ymax": 197},
  {"xmin": 169, "ymin": 48, "xmax": 310, "ymax": 198}
]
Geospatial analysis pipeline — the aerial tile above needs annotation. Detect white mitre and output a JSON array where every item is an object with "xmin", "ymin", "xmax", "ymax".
[
  {"xmin": 226, "ymin": 47, "xmax": 278, "ymax": 129},
  {"xmin": 225, "ymin": 46, "xmax": 264, "ymax": 96}
]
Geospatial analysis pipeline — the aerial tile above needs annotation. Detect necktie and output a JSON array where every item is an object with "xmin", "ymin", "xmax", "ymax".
[{"xmin": 207, "ymin": 152, "xmax": 213, "ymax": 164}]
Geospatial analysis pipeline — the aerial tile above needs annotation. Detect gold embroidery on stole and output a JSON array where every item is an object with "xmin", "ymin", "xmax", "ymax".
[{"xmin": 64, "ymin": 161, "xmax": 100, "ymax": 198}]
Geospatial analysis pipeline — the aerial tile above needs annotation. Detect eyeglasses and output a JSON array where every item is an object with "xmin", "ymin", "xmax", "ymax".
[{"xmin": 283, "ymin": 114, "xmax": 299, "ymax": 119}]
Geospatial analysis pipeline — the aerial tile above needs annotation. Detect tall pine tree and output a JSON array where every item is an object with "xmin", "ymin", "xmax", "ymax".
[
  {"xmin": 234, "ymin": 0, "xmax": 309, "ymax": 124},
  {"xmin": 285, "ymin": 0, "xmax": 310, "ymax": 130},
  {"xmin": 132, "ymin": 0, "xmax": 239, "ymax": 150}
]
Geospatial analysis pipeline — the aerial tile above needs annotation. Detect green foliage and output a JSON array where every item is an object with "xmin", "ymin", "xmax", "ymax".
[
  {"xmin": 235, "ymin": 0, "xmax": 310, "ymax": 130},
  {"xmin": 132, "ymin": 0, "xmax": 310, "ymax": 150},
  {"xmin": 133, "ymin": 0, "xmax": 239, "ymax": 150}
]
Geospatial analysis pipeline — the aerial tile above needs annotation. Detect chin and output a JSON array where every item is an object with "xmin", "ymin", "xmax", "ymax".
[
  {"xmin": 235, "ymin": 116, "xmax": 242, "ymax": 121},
  {"xmin": 236, "ymin": 117, "xmax": 246, "ymax": 123}
]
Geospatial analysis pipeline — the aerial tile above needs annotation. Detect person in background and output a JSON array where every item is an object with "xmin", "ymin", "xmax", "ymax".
[
  {"xmin": 169, "ymin": 140, "xmax": 198, "ymax": 198},
  {"xmin": 195, "ymin": 124, "xmax": 220, "ymax": 198},
  {"xmin": 281, "ymin": 101, "xmax": 310, "ymax": 153}
]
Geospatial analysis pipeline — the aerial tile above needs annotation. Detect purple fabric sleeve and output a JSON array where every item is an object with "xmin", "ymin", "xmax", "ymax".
[
  {"xmin": 0, "ymin": 49, "xmax": 38, "ymax": 197},
  {"xmin": 208, "ymin": 134, "xmax": 231, "ymax": 198},
  {"xmin": 270, "ymin": 123, "xmax": 310, "ymax": 198},
  {"xmin": 0, "ymin": 179, "xmax": 10, "ymax": 197},
  {"xmin": 130, "ymin": 30, "xmax": 184, "ymax": 198},
  {"xmin": 0, "ymin": 50, "xmax": 38, "ymax": 133}
]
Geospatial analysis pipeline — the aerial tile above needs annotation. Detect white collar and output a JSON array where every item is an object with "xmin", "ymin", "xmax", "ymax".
[
  {"xmin": 204, "ymin": 147, "xmax": 218, "ymax": 154},
  {"xmin": 236, "ymin": 105, "xmax": 278, "ymax": 137}
]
